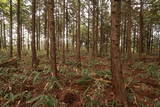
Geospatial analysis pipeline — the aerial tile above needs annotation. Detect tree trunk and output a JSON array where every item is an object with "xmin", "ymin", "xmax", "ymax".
[
  {"xmin": 133, "ymin": 25, "xmax": 137, "ymax": 53},
  {"xmin": 10, "ymin": 0, "xmax": 13, "ymax": 57},
  {"xmin": 47, "ymin": 1, "xmax": 50, "ymax": 58},
  {"xmin": 0, "ymin": 21, "xmax": 2, "ymax": 50},
  {"xmin": 95, "ymin": 0, "xmax": 99, "ymax": 56},
  {"xmin": 38, "ymin": 11, "xmax": 41, "ymax": 51},
  {"xmin": 27, "ymin": 30, "xmax": 30, "ymax": 50},
  {"xmin": 17, "ymin": 0, "xmax": 21, "ymax": 58},
  {"xmin": 2, "ymin": 20, "xmax": 6, "ymax": 49},
  {"xmin": 72, "ymin": 22, "xmax": 75, "ymax": 52},
  {"xmin": 76, "ymin": 0, "xmax": 81, "ymax": 66},
  {"xmin": 127, "ymin": 0, "xmax": 132, "ymax": 58},
  {"xmin": 48, "ymin": 0, "xmax": 57, "ymax": 76},
  {"xmin": 100, "ymin": 1, "xmax": 105, "ymax": 56},
  {"xmin": 91, "ymin": 0, "xmax": 96, "ymax": 58},
  {"xmin": 139, "ymin": 0, "xmax": 144, "ymax": 56},
  {"xmin": 66, "ymin": 1, "xmax": 69, "ymax": 52},
  {"xmin": 111, "ymin": 0, "xmax": 128, "ymax": 106},
  {"xmin": 123, "ymin": 14, "xmax": 127, "ymax": 55},
  {"xmin": 87, "ymin": 1, "xmax": 90, "ymax": 53},
  {"xmin": 31, "ymin": 0, "xmax": 37, "ymax": 68},
  {"xmin": 44, "ymin": 0, "xmax": 47, "ymax": 51},
  {"xmin": 62, "ymin": 0, "xmax": 66, "ymax": 63}
]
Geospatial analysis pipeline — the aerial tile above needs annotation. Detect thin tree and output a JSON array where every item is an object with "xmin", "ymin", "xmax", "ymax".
[
  {"xmin": 127, "ymin": 0, "xmax": 132, "ymax": 59},
  {"xmin": 44, "ymin": 0, "xmax": 49, "ymax": 58},
  {"xmin": 91, "ymin": 0, "xmax": 96, "ymax": 58},
  {"xmin": 66, "ymin": 0, "xmax": 69, "ymax": 51},
  {"xmin": 31, "ymin": 0, "xmax": 37, "ymax": 68},
  {"xmin": 9, "ymin": 0, "xmax": 13, "ymax": 57},
  {"xmin": 48, "ymin": 0, "xmax": 57, "ymax": 76},
  {"xmin": 3, "ymin": 19, "xmax": 6, "ymax": 49},
  {"xmin": 139, "ymin": 0, "xmax": 144, "ymax": 56},
  {"xmin": 87, "ymin": 0, "xmax": 90, "ymax": 53},
  {"xmin": 62, "ymin": 0, "xmax": 66, "ymax": 63},
  {"xmin": 76, "ymin": 0, "xmax": 81, "ymax": 66},
  {"xmin": 110, "ymin": 0, "xmax": 128, "ymax": 106},
  {"xmin": 17, "ymin": 0, "xmax": 21, "ymax": 58},
  {"xmin": 0, "ymin": 20, "xmax": 2, "ymax": 50}
]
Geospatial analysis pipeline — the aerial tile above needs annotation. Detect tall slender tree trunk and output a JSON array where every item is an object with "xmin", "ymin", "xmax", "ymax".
[
  {"xmin": 56, "ymin": 9, "xmax": 60, "ymax": 52},
  {"xmin": 127, "ymin": 0, "xmax": 132, "ymax": 58},
  {"xmin": 72, "ymin": 22, "xmax": 75, "ymax": 52},
  {"xmin": 17, "ymin": 0, "xmax": 21, "ymax": 58},
  {"xmin": 111, "ymin": 0, "xmax": 128, "ymax": 106},
  {"xmin": 147, "ymin": 24, "xmax": 152, "ymax": 55},
  {"xmin": 133, "ymin": 25, "xmax": 137, "ymax": 53},
  {"xmin": 139, "ymin": 0, "xmax": 144, "ymax": 56},
  {"xmin": 31, "ymin": 0, "xmax": 37, "ymax": 68},
  {"xmin": 123, "ymin": 15, "xmax": 127, "ymax": 54},
  {"xmin": 48, "ymin": 0, "xmax": 57, "ymax": 76},
  {"xmin": 36, "ymin": 22, "xmax": 39, "ymax": 51},
  {"xmin": 62, "ymin": 0, "xmax": 66, "ymax": 63},
  {"xmin": 38, "ymin": 11, "xmax": 41, "ymax": 50},
  {"xmin": 66, "ymin": 1, "xmax": 69, "ymax": 51},
  {"xmin": 91, "ymin": 0, "xmax": 96, "ymax": 58},
  {"xmin": 87, "ymin": 1, "xmax": 90, "ymax": 53},
  {"xmin": 3, "ymin": 21, "xmax": 6, "ymax": 49},
  {"xmin": 10, "ymin": 0, "xmax": 13, "ymax": 57},
  {"xmin": 100, "ymin": 1, "xmax": 105, "ymax": 56},
  {"xmin": 44, "ymin": 0, "xmax": 47, "ymax": 50},
  {"xmin": 47, "ymin": 1, "xmax": 50, "ymax": 58},
  {"xmin": 0, "ymin": 21, "xmax": 2, "ymax": 50},
  {"xmin": 27, "ymin": 30, "xmax": 30, "ymax": 50},
  {"xmin": 95, "ymin": 0, "xmax": 99, "ymax": 55},
  {"xmin": 20, "ymin": 9, "xmax": 23, "ymax": 52},
  {"xmin": 76, "ymin": 0, "xmax": 81, "ymax": 66}
]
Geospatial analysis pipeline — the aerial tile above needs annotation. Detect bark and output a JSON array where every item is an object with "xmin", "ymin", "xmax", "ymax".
[
  {"xmin": 127, "ymin": 0, "xmax": 132, "ymax": 58},
  {"xmin": 48, "ymin": 0, "xmax": 57, "ymax": 76},
  {"xmin": 20, "ymin": 10, "xmax": 23, "ymax": 52},
  {"xmin": 56, "ymin": 9, "xmax": 60, "ymax": 52},
  {"xmin": 123, "ymin": 14, "xmax": 127, "ymax": 54},
  {"xmin": 10, "ymin": 0, "xmax": 13, "ymax": 57},
  {"xmin": 87, "ymin": 3, "xmax": 90, "ymax": 53},
  {"xmin": 36, "ymin": 21, "xmax": 39, "ymax": 51},
  {"xmin": 66, "ymin": 1, "xmax": 69, "ymax": 51},
  {"xmin": 27, "ymin": 30, "xmax": 30, "ymax": 50},
  {"xmin": 62, "ymin": 0, "xmax": 66, "ymax": 63},
  {"xmin": 38, "ymin": 11, "xmax": 41, "ymax": 50},
  {"xmin": 133, "ymin": 25, "xmax": 136, "ymax": 53},
  {"xmin": 100, "ymin": 1, "xmax": 105, "ymax": 56},
  {"xmin": 0, "ymin": 21, "xmax": 2, "ymax": 50},
  {"xmin": 111, "ymin": 0, "xmax": 128, "ymax": 106},
  {"xmin": 72, "ymin": 22, "xmax": 75, "ymax": 52},
  {"xmin": 44, "ymin": 0, "xmax": 49, "ymax": 58},
  {"xmin": 31, "ymin": 0, "xmax": 37, "ymax": 68},
  {"xmin": 17, "ymin": 0, "xmax": 21, "ymax": 58},
  {"xmin": 91, "ymin": 0, "xmax": 96, "ymax": 58},
  {"xmin": 139, "ymin": 0, "xmax": 144, "ymax": 56},
  {"xmin": 3, "ymin": 20, "xmax": 6, "ymax": 49},
  {"xmin": 95, "ymin": 0, "xmax": 99, "ymax": 55},
  {"xmin": 76, "ymin": 0, "xmax": 81, "ymax": 66},
  {"xmin": 44, "ymin": 0, "xmax": 47, "ymax": 50},
  {"xmin": 147, "ymin": 24, "xmax": 152, "ymax": 55}
]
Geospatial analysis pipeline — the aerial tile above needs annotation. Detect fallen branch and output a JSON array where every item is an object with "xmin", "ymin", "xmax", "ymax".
[{"xmin": 0, "ymin": 57, "xmax": 18, "ymax": 68}]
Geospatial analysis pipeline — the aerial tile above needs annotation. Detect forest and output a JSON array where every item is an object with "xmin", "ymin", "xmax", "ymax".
[{"xmin": 0, "ymin": 0, "xmax": 160, "ymax": 106}]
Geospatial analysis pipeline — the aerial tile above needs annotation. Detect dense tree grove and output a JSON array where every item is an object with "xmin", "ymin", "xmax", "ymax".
[{"xmin": 0, "ymin": 0, "xmax": 160, "ymax": 106}]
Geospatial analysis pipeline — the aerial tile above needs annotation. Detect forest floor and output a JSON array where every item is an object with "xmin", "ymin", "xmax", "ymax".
[{"xmin": 0, "ymin": 50, "xmax": 160, "ymax": 107}]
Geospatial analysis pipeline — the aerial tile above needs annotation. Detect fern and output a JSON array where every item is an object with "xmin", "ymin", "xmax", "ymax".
[{"xmin": 27, "ymin": 94, "xmax": 58, "ymax": 107}]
